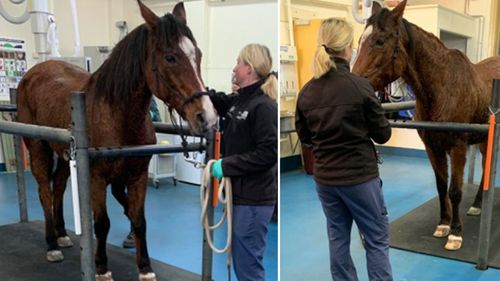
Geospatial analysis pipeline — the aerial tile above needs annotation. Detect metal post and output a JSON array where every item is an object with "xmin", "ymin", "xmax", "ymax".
[
  {"xmin": 71, "ymin": 92, "xmax": 95, "ymax": 280},
  {"xmin": 201, "ymin": 129, "xmax": 215, "ymax": 281},
  {"xmin": 477, "ymin": 79, "xmax": 500, "ymax": 270},
  {"xmin": 9, "ymin": 88, "xmax": 28, "ymax": 222}
]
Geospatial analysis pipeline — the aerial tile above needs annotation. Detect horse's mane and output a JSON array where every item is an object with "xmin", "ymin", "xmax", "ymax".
[{"xmin": 91, "ymin": 13, "xmax": 196, "ymax": 105}]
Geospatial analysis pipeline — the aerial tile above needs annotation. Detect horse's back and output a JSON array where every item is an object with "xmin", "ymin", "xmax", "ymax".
[
  {"xmin": 474, "ymin": 56, "xmax": 500, "ymax": 83},
  {"xmin": 17, "ymin": 60, "xmax": 90, "ymax": 129}
]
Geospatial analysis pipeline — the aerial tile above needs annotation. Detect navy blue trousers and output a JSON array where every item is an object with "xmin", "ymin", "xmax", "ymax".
[
  {"xmin": 232, "ymin": 205, "xmax": 274, "ymax": 281},
  {"xmin": 316, "ymin": 177, "xmax": 393, "ymax": 281}
]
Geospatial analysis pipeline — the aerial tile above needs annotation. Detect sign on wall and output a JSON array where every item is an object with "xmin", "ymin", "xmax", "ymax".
[{"xmin": 0, "ymin": 37, "xmax": 27, "ymax": 99}]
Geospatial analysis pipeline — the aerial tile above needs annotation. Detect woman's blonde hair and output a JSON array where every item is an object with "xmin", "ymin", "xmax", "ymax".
[
  {"xmin": 312, "ymin": 18, "xmax": 353, "ymax": 78},
  {"xmin": 238, "ymin": 44, "xmax": 277, "ymax": 100}
]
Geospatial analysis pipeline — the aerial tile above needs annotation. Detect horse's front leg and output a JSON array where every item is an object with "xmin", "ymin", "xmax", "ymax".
[
  {"xmin": 127, "ymin": 167, "xmax": 156, "ymax": 281},
  {"xmin": 467, "ymin": 142, "xmax": 486, "ymax": 216},
  {"xmin": 446, "ymin": 144, "xmax": 467, "ymax": 250},
  {"xmin": 92, "ymin": 176, "xmax": 113, "ymax": 281},
  {"xmin": 425, "ymin": 144, "xmax": 451, "ymax": 238}
]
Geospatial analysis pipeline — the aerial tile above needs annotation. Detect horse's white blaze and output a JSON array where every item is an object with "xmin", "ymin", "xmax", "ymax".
[
  {"xmin": 179, "ymin": 36, "xmax": 204, "ymax": 92},
  {"xmin": 202, "ymin": 95, "xmax": 217, "ymax": 127},
  {"xmin": 352, "ymin": 25, "xmax": 373, "ymax": 68},
  {"xmin": 179, "ymin": 36, "xmax": 217, "ymax": 127}
]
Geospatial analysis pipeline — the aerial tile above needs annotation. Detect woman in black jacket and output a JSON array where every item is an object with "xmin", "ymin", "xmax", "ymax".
[
  {"xmin": 209, "ymin": 43, "xmax": 277, "ymax": 281},
  {"xmin": 295, "ymin": 18, "xmax": 393, "ymax": 281}
]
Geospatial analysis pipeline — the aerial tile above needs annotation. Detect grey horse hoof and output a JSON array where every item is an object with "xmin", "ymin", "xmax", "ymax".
[
  {"xmin": 57, "ymin": 236, "xmax": 74, "ymax": 248},
  {"xmin": 466, "ymin": 206, "xmax": 481, "ymax": 216},
  {"xmin": 95, "ymin": 271, "xmax": 113, "ymax": 281},
  {"xmin": 139, "ymin": 272, "xmax": 157, "ymax": 281},
  {"xmin": 46, "ymin": 250, "xmax": 64, "ymax": 262}
]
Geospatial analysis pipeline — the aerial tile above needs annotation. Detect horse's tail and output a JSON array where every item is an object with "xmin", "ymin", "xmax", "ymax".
[{"xmin": 16, "ymin": 68, "xmax": 36, "ymax": 127}]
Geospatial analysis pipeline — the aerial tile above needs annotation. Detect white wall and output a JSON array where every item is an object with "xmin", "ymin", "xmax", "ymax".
[{"xmin": 206, "ymin": 1, "xmax": 278, "ymax": 92}]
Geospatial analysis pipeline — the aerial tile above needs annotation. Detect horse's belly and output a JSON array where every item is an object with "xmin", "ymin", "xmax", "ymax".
[{"xmin": 92, "ymin": 157, "xmax": 152, "ymax": 184}]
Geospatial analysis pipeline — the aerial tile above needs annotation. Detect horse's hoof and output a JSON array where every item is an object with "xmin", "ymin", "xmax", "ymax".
[
  {"xmin": 445, "ymin": 234, "xmax": 463, "ymax": 250},
  {"xmin": 46, "ymin": 250, "xmax": 64, "ymax": 262},
  {"xmin": 139, "ymin": 272, "xmax": 157, "ymax": 281},
  {"xmin": 467, "ymin": 206, "xmax": 481, "ymax": 216},
  {"xmin": 95, "ymin": 271, "xmax": 113, "ymax": 281},
  {"xmin": 433, "ymin": 224, "xmax": 450, "ymax": 237},
  {"xmin": 57, "ymin": 236, "xmax": 74, "ymax": 248}
]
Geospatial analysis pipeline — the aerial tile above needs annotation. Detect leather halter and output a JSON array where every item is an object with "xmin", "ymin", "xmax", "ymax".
[
  {"xmin": 151, "ymin": 51, "xmax": 207, "ymax": 158},
  {"xmin": 360, "ymin": 18, "xmax": 414, "ymax": 80}
]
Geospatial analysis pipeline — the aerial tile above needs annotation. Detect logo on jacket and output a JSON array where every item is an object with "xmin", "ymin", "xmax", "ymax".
[
  {"xmin": 236, "ymin": 110, "xmax": 248, "ymax": 120},
  {"xmin": 228, "ymin": 106, "xmax": 248, "ymax": 120}
]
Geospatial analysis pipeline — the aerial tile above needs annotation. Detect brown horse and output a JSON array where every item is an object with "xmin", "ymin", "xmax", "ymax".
[
  {"xmin": 352, "ymin": 0, "xmax": 500, "ymax": 251},
  {"xmin": 16, "ymin": 1, "xmax": 216, "ymax": 280}
]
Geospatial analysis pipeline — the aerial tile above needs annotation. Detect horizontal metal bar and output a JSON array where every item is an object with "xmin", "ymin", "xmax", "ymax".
[
  {"xmin": 153, "ymin": 122, "xmax": 203, "ymax": 137},
  {"xmin": 0, "ymin": 104, "xmax": 17, "ymax": 112},
  {"xmin": 88, "ymin": 143, "xmax": 205, "ymax": 158},
  {"xmin": 0, "ymin": 120, "xmax": 72, "ymax": 142},
  {"xmin": 390, "ymin": 120, "xmax": 489, "ymax": 133},
  {"xmin": 382, "ymin": 101, "xmax": 416, "ymax": 113}
]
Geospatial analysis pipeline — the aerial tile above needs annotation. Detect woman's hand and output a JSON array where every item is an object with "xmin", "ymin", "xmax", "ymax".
[{"xmin": 211, "ymin": 159, "xmax": 224, "ymax": 180}]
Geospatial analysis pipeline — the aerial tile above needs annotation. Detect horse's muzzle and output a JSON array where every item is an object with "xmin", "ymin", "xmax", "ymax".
[{"xmin": 196, "ymin": 111, "xmax": 210, "ymax": 133}]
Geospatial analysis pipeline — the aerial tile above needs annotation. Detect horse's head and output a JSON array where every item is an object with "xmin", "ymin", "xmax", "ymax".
[
  {"xmin": 138, "ymin": 0, "xmax": 216, "ymax": 134},
  {"xmin": 352, "ymin": 0, "xmax": 411, "ymax": 91}
]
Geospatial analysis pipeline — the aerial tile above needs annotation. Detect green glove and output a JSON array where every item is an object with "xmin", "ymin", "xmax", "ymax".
[{"xmin": 211, "ymin": 159, "xmax": 224, "ymax": 180}]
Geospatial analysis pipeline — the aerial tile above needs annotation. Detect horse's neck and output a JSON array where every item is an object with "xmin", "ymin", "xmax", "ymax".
[
  {"xmin": 402, "ymin": 26, "xmax": 453, "ymax": 118},
  {"xmin": 87, "ymin": 82, "xmax": 154, "ymax": 145},
  {"xmin": 124, "ymin": 89, "xmax": 154, "ymax": 144}
]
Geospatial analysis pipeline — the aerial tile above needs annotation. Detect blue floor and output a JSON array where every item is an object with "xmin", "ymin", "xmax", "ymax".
[
  {"xmin": 281, "ymin": 152, "xmax": 500, "ymax": 281},
  {"xmin": 0, "ymin": 173, "xmax": 277, "ymax": 281}
]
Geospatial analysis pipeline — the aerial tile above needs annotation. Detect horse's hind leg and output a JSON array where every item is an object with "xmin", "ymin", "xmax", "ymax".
[
  {"xmin": 52, "ymin": 157, "xmax": 73, "ymax": 248},
  {"xmin": 26, "ymin": 139, "xmax": 63, "ymax": 262},
  {"xmin": 91, "ymin": 176, "xmax": 113, "ymax": 279},
  {"xmin": 425, "ymin": 145, "xmax": 451, "ymax": 238},
  {"xmin": 467, "ymin": 143, "xmax": 486, "ymax": 215},
  {"xmin": 127, "ymin": 172, "xmax": 156, "ymax": 281},
  {"xmin": 445, "ymin": 143, "xmax": 468, "ymax": 250}
]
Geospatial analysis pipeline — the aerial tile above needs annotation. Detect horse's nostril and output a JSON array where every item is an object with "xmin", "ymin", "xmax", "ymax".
[{"xmin": 196, "ymin": 112, "xmax": 206, "ymax": 125}]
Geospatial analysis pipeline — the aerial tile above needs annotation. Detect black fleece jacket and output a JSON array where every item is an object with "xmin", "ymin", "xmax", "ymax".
[
  {"xmin": 295, "ymin": 57, "xmax": 391, "ymax": 186},
  {"xmin": 209, "ymin": 80, "xmax": 277, "ymax": 205}
]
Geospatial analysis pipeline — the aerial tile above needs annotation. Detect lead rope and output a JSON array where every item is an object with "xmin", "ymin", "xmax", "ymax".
[{"xmin": 201, "ymin": 160, "xmax": 233, "ymax": 280}]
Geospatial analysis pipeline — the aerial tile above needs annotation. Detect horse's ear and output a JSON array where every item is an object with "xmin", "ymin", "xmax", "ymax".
[
  {"xmin": 137, "ymin": 0, "xmax": 159, "ymax": 30},
  {"xmin": 372, "ymin": 0, "xmax": 383, "ymax": 16},
  {"xmin": 391, "ymin": 0, "xmax": 407, "ymax": 20},
  {"xmin": 172, "ymin": 2, "xmax": 187, "ymax": 25}
]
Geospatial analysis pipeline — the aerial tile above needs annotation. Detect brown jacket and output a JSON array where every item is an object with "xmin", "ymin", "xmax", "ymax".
[{"xmin": 295, "ymin": 57, "xmax": 391, "ymax": 186}]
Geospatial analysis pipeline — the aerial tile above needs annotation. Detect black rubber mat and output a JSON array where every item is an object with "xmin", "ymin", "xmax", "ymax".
[
  {"xmin": 390, "ymin": 184, "xmax": 500, "ymax": 268},
  {"xmin": 0, "ymin": 221, "xmax": 200, "ymax": 281}
]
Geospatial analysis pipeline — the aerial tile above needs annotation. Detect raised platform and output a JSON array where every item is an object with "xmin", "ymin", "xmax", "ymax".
[
  {"xmin": 390, "ymin": 184, "xmax": 500, "ymax": 268},
  {"xmin": 0, "ymin": 221, "xmax": 200, "ymax": 281}
]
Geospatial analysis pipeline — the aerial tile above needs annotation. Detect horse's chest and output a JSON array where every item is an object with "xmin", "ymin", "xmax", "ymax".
[{"xmin": 92, "ymin": 157, "xmax": 151, "ymax": 182}]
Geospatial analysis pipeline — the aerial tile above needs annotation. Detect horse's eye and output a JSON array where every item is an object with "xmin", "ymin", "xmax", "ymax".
[
  {"xmin": 375, "ymin": 38, "xmax": 385, "ymax": 46},
  {"xmin": 164, "ymin": 55, "xmax": 177, "ymax": 64}
]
